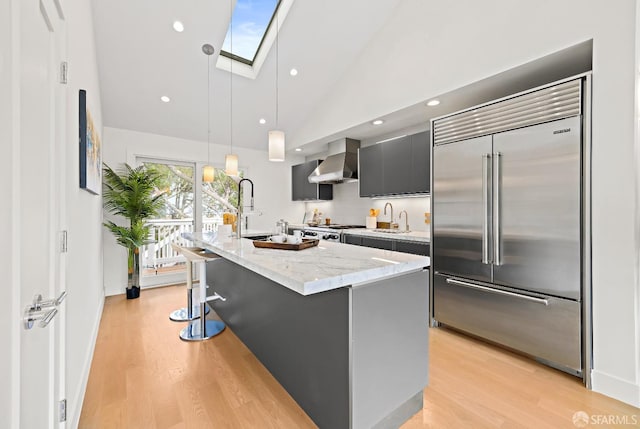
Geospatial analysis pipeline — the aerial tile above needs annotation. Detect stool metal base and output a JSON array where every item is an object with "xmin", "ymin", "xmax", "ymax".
[
  {"xmin": 169, "ymin": 305, "xmax": 210, "ymax": 322},
  {"xmin": 179, "ymin": 319, "xmax": 226, "ymax": 342}
]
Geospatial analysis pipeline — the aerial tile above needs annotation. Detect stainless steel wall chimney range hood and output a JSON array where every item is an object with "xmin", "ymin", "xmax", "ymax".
[{"xmin": 308, "ymin": 138, "xmax": 360, "ymax": 184}]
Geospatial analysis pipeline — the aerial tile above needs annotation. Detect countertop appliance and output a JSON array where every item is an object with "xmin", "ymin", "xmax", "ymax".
[
  {"xmin": 302, "ymin": 224, "xmax": 365, "ymax": 242},
  {"xmin": 431, "ymin": 76, "xmax": 590, "ymax": 379}
]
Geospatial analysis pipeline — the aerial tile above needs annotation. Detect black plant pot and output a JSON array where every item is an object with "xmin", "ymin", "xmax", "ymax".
[
  {"xmin": 126, "ymin": 286, "xmax": 141, "ymax": 300},
  {"xmin": 126, "ymin": 248, "xmax": 141, "ymax": 299}
]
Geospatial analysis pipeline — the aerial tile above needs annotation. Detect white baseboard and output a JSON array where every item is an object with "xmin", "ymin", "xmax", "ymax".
[
  {"xmin": 591, "ymin": 369, "xmax": 640, "ymax": 408},
  {"xmin": 68, "ymin": 294, "xmax": 105, "ymax": 429},
  {"xmin": 104, "ymin": 284, "xmax": 122, "ymax": 297}
]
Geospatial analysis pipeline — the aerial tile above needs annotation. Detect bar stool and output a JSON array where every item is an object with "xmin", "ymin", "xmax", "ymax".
[
  {"xmin": 172, "ymin": 245, "xmax": 226, "ymax": 341},
  {"xmin": 169, "ymin": 244, "xmax": 210, "ymax": 322}
]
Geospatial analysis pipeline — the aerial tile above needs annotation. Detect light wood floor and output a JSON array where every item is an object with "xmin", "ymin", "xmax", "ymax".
[{"xmin": 79, "ymin": 285, "xmax": 639, "ymax": 429}]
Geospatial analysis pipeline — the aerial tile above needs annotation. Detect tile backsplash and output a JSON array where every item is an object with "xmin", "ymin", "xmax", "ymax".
[{"xmin": 303, "ymin": 181, "xmax": 430, "ymax": 231}]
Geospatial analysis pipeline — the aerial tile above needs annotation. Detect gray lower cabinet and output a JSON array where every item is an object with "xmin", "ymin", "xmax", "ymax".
[
  {"xmin": 342, "ymin": 234, "xmax": 362, "ymax": 246},
  {"xmin": 362, "ymin": 236, "xmax": 394, "ymax": 250},
  {"xmin": 206, "ymin": 257, "xmax": 429, "ymax": 429},
  {"xmin": 358, "ymin": 130, "xmax": 430, "ymax": 197},
  {"xmin": 395, "ymin": 239, "xmax": 430, "ymax": 256},
  {"xmin": 343, "ymin": 233, "xmax": 430, "ymax": 256},
  {"xmin": 292, "ymin": 160, "xmax": 333, "ymax": 201}
]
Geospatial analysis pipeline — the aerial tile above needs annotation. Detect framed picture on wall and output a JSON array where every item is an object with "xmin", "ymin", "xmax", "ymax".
[{"xmin": 79, "ymin": 89, "xmax": 102, "ymax": 195}]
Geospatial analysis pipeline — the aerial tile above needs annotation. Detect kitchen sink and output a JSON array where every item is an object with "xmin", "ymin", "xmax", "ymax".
[
  {"xmin": 244, "ymin": 234, "xmax": 270, "ymax": 241},
  {"xmin": 373, "ymin": 228, "xmax": 410, "ymax": 234}
]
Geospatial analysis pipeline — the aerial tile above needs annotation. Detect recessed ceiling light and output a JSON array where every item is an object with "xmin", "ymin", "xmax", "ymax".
[
  {"xmin": 426, "ymin": 99, "xmax": 440, "ymax": 107},
  {"xmin": 259, "ymin": 118, "xmax": 266, "ymax": 125},
  {"xmin": 372, "ymin": 119, "xmax": 384, "ymax": 125},
  {"xmin": 173, "ymin": 21, "xmax": 184, "ymax": 32},
  {"xmin": 295, "ymin": 148, "xmax": 302, "ymax": 152},
  {"xmin": 290, "ymin": 68, "xmax": 298, "ymax": 76},
  {"xmin": 161, "ymin": 96, "xmax": 171, "ymax": 103}
]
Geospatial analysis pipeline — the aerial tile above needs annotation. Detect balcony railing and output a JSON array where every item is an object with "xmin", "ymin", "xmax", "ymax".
[{"xmin": 140, "ymin": 218, "xmax": 220, "ymax": 276}]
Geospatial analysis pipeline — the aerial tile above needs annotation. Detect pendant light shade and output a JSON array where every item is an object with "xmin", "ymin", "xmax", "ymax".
[
  {"xmin": 202, "ymin": 43, "xmax": 215, "ymax": 183},
  {"xmin": 225, "ymin": 154, "xmax": 239, "ymax": 176},
  {"xmin": 203, "ymin": 164, "xmax": 215, "ymax": 183},
  {"xmin": 268, "ymin": 130, "xmax": 285, "ymax": 162}
]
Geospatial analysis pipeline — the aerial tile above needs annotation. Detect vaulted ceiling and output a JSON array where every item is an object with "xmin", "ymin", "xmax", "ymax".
[{"xmin": 91, "ymin": 0, "xmax": 401, "ymax": 152}]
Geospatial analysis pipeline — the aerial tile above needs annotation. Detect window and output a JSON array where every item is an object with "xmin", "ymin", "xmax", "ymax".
[
  {"xmin": 202, "ymin": 168, "xmax": 243, "ymax": 232},
  {"xmin": 220, "ymin": 0, "xmax": 281, "ymax": 65}
]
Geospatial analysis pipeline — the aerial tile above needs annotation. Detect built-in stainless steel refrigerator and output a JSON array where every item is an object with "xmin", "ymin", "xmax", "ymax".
[{"xmin": 431, "ymin": 76, "xmax": 590, "ymax": 378}]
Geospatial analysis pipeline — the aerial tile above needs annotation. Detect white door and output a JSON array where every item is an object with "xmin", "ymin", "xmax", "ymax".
[{"xmin": 18, "ymin": 0, "xmax": 67, "ymax": 427}]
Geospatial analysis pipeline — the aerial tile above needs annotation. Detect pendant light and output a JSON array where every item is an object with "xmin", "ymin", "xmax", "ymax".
[
  {"xmin": 268, "ymin": 4, "xmax": 285, "ymax": 162},
  {"xmin": 202, "ymin": 43, "xmax": 215, "ymax": 183},
  {"xmin": 225, "ymin": 0, "xmax": 239, "ymax": 176}
]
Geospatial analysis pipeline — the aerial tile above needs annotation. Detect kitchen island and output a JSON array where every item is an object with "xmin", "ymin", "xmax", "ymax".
[{"xmin": 186, "ymin": 232, "xmax": 430, "ymax": 429}]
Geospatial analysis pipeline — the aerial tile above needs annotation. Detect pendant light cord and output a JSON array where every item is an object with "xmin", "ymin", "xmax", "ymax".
[
  {"xmin": 275, "ymin": 6, "xmax": 279, "ymax": 128},
  {"xmin": 230, "ymin": 0, "xmax": 233, "ymax": 156},
  {"xmin": 207, "ymin": 50, "xmax": 211, "ymax": 164}
]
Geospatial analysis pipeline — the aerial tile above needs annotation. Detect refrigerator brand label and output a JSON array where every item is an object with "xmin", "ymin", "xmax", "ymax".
[{"xmin": 553, "ymin": 128, "xmax": 571, "ymax": 135}]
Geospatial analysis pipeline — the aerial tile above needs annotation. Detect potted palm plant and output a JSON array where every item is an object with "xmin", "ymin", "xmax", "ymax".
[{"xmin": 103, "ymin": 163, "xmax": 164, "ymax": 299}]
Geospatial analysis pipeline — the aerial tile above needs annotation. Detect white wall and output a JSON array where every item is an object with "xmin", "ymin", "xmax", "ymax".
[
  {"xmin": 64, "ymin": 0, "xmax": 106, "ymax": 426},
  {"xmin": 294, "ymin": 0, "xmax": 640, "ymax": 407},
  {"xmin": 0, "ymin": 0, "xmax": 105, "ymax": 426},
  {"xmin": 102, "ymin": 126, "xmax": 305, "ymax": 296},
  {"xmin": 0, "ymin": 0, "xmax": 19, "ymax": 427},
  {"xmin": 308, "ymin": 182, "xmax": 430, "ymax": 232}
]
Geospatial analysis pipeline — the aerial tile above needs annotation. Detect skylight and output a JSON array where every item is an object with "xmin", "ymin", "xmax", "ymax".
[{"xmin": 221, "ymin": 0, "xmax": 281, "ymax": 65}]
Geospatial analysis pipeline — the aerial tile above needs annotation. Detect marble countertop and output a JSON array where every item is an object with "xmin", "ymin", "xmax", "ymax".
[
  {"xmin": 185, "ymin": 232, "xmax": 429, "ymax": 296},
  {"xmin": 342, "ymin": 229, "xmax": 430, "ymax": 243}
]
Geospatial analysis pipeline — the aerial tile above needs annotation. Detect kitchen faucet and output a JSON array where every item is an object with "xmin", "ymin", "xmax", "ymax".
[
  {"xmin": 236, "ymin": 178, "xmax": 254, "ymax": 239},
  {"xmin": 384, "ymin": 202, "xmax": 397, "ymax": 229},
  {"xmin": 399, "ymin": 210, "xmax": 409, "ymax": 232}
]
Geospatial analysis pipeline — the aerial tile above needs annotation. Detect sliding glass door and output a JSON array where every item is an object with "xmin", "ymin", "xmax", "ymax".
[{"xmin": 138, "ymin": 158, "xmax": 196, "ymax": 287}]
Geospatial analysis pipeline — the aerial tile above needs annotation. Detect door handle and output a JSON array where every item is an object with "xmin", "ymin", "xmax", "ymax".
[
  {"xmin": 39, "ymin": 291, "xmax": 67, "ymax": 308},
  {"xmin": 23, "ymin": 291, "xmax": 66, "ymax": 330},
  {"xmin": 24, "ymin": 307, "xmax": 59, "ymax": 330},
  {"xmin": 446, "ymin": 278, "xmax": 549, "ymax": 305},
  {"xmin": 482, "ymin": 154, "xmax": 491, "ymax": 264},
  {"xmin": 493, "ymin": 152, "xmax": 502, "ymax": 266}
]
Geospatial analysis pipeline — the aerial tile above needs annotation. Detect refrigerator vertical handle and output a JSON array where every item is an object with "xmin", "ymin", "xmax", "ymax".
[
  {"xmin": 493, "ymin": 152, "xmax": 502, "ymax": 266},
  {"xmin": 482, "ymin": 154, "xmax": 491, "ymax": 264}
]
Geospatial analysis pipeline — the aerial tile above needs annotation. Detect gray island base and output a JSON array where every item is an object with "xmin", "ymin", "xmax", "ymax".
[{"xmin": 188, "ymin": 233, "xmax": 429, "ymax": 428}]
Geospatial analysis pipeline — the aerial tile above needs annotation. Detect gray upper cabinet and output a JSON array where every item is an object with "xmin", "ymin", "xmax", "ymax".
[
  {"xmin": 410, "ymin": 131, "xmax": 430, "ymax": 194},
  {"xmin": 292, "ymin": 160, "xmax": 333, "ymax": 201},
  {"xmin": 359, "ymin": 130, "xmax": 430, "ymax": 197},
  {"xmin": 382, "ymin": 136, "xmax": 412, "ymax": 195},
  {"xmin": 358, "ymin": 143, "xmax": 383, "ymax": 197}
]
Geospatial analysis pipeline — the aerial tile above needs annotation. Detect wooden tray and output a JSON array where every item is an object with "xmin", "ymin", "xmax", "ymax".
[{"xmin": 252, "ymin": 238, "xmax": 319, "ymax": 251}]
